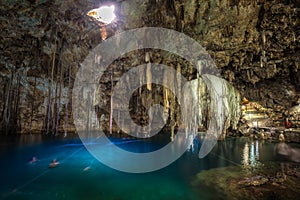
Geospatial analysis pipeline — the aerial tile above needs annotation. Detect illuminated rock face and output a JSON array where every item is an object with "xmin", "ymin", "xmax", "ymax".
[
  {"xmin": 183, "ymin": 76, "xmax": 241, "ymax": 140},
  {"xmin": 0, "ymin": 0, "xmax": 298, "ymax": 134}
]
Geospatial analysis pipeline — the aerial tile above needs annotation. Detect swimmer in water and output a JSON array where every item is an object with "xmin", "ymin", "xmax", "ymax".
[
  {"xmin": 83, "ymin": 166, "xmax": 90, "ymax": 171},
  {"xmin": 29, "ymin": 157, "xmax": 38, "ymax": 164},
  {"xmin": 49, "ymin": 159, "xmax": 60, "ymax": 168}
]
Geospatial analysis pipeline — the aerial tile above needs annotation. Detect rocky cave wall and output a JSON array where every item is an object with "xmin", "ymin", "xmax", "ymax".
[{"xmin": 0, "ymin": 0, "xmax": 299, "ymax": 134}]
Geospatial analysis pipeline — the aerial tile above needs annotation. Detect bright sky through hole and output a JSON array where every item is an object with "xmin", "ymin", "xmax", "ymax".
[{"xmin": 87, "ymin": 5, "xmax": 116, "ymax": 24}]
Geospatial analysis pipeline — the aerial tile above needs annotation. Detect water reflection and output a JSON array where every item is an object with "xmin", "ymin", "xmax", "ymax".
[
  {"xmin": 242, "ymin": 140, "xmax": 263, "ymax": 171},
  {"xmin": 0, "ymin": 134, "xmax": 42, "ymax": 148},
  {"xmin": 275, "ymin": 142, "xmax": 300, "ymax": 163},
  {"xmin": 18, "ymin": 134, "xmax": 42, "ymax": 147},
  {"xmin": 189, "ymin": 135, "xmax": 200, "ymax": 154}
]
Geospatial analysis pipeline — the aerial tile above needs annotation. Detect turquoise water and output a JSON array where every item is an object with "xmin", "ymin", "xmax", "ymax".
[{"xmin": 0, "ymin": 135, "xmax": 282, "ymax": 200}]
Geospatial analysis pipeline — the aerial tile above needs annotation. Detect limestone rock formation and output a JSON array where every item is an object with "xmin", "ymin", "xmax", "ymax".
[{"xmin": 0, "ymin": 0, "xmax": 298, "ymax": 135}]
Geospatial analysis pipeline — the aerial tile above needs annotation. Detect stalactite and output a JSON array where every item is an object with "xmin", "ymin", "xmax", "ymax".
[
  {"xmin": 3, "ymin": 73, "xmax": 12, "ymax": 134},
  {"xmin": 163, "ymin": 68, "xmax": 170, "ymax": 112},
  {"xmin": 45, "ymin": 37, "xmax": 57, "ymax": 135},
  {"xmin": 145, "ymin": 52, "xmax": 152, "ymax": 91},
  {"xmin": 138, "ymin": 61, "xmax": 144, "ymax": 96},
  {"xmin": 183, "ymin": 74, "xmax": 240, "ymax": 150},
  {"xmin": 163, "ymin": 89, "xmax": 169, "ymax": 109},
  {"xmin": 55, "ymin": 55, "xmax": 63, "ymax": 136},
  {"xmin": 11, "ymin": 72, "xmax": 17, "ymax": 133},
  {"xmin": 176, "ymin": 63, "xmax": 181, "ymax": 103},
  {"xmin": 262, "ymin": 30, "xmax": 266, "ymax": 46},
  {"xmin": 247, "ymin": 70, "xmax": 250, "ymax": 80},
  {"xmin": 0, "ymin": 81, "xmax": 7, "ymax": 133},
  {"xmin": 14, "ymin": 70, "xmax": 21, "ymax": 133},
  {"xmin": 29, "ymin": 77, "xmax": 37, "ymax": 134},
  {"xmin": 109, "ymin": 70, "xmax": 113, "ymax": 134},
  {"xmin": 64, "ymin": 64, "xmax": 71, "ymax": 137},
  {"xmin": 170, "ymin": 125, "xmax": 174, "ymax": 141},
  {"xmin": 260, "ymin": 30, "xmax": 267, "ymax": 68},
  {"xmin": 0, "ymin": 66, "xmax": 24, "ymax": 134},
  {"xmin": 135, "ymin": 92, "xmax": 139, "ymax": 137},
  {"xmin": 54, "ymin": 38, "xmax": 64, "ymax": 136},
  {"xmin": 117, "ymin": 109, "xmax": 120, "ymax": 134},
  {"xmin": 121, "ymin": 109, "xmax": 125, "ymax": 134},
  {"xmin": 45, "ymin": 86, "xmax": 52, "ymax": 135},
  {"xmin": 52, "ymin": 68, "xmax": 59, "ymax": 135}
]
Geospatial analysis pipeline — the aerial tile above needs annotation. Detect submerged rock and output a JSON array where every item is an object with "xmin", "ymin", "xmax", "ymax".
[{"xmin": 191, "ymin": 162, "xmax": 300, "ymax": 200}]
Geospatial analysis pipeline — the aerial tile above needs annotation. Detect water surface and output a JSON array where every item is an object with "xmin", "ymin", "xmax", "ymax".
[{"xmin": 0, "ymin": 134, "xmax": 292, "ymax": 200}]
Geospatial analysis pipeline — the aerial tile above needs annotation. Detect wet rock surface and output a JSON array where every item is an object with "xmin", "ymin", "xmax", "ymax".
[{"xmin": 191, "ymin": 162, "xmax": 300, "ymax": 200}]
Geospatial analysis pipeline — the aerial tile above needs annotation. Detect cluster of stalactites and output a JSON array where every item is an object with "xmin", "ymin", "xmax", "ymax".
[{"xmin": 182, "ymin": 74, "xmax": 241, "ymax": 140}]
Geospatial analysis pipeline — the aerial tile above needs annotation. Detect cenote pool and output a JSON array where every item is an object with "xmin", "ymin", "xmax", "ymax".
[{"xmin": 0, "ymin": 134, "xmax": 299, "ymax": 200}]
